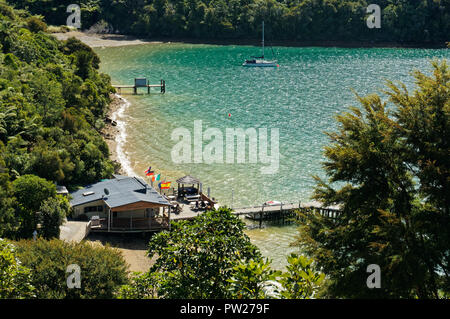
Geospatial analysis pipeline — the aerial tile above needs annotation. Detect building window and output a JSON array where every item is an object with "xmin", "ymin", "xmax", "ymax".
[{"xmin": 84, "ymin": 206, "xmax": 103, "ymax": 213}]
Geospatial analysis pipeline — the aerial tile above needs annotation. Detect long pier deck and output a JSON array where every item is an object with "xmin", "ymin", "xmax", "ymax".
[
  {"xmin": 170, "ymin": 200, "xmax": 342, "ymax": 227},
  {"xmin": 113, "ymin": 79, "xmax": 166, "ymax": 94},
  {"xmin": 233, "ymin": 201, "xmax": 341, "ymax": 215},
  {"xmin": 233, "ymin": 201, "xmax": 342, "ymax": 226}
]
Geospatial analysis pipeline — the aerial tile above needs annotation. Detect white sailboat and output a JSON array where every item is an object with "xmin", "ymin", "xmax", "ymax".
[{"xmin": 243, "ymin": 21, "xmax": 278, "ymax": 67}]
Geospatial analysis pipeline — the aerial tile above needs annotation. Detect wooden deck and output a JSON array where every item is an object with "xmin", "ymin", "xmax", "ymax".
[
  {"xmin": 233, "ymin": 201, "xmax": 342, "ymax": 226},
  {"xmin": 113, "ymin": 79, "xmax": 166, "ymax": 94},
  {"xmin": 90, "ymin": 217, "xmax": 169, "ymax": 233},
  {"xmin": 233, "ymin": 201, "xmax": 341, "ymax": 216},
  {"xmin": 169, "ymin": 200, "xmax": 342, "ymax": 228},
  {"xmin": 170, "ymin": 203, "xmax": 220, "ymax": 221}
]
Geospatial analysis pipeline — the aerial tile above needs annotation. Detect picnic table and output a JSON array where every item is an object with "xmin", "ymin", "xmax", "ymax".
[{"xmin": 186, "ymin": 194, "xmax": 201, "ymax": 202}]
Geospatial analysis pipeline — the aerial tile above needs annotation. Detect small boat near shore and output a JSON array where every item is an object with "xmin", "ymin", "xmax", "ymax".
[
  {"xmin": 243, "ymin": 21, "xmax": 278, "ymax": 67},
  {"xmin": 243, "ymin": 58, "xmax": 278, "ymax": 67}
]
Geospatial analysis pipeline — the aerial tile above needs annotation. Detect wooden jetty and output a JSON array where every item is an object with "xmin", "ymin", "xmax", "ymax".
[
  {"xmin": 169, "ymin": 199, "xmax": 342, "ymax": 227},
  {"xmin": 233, "ymin": 201, "xmax": 342, "ymax": 228},
  {"xmin": 113, "ymin": 77, "xmax": 166, "ymax": 94}
]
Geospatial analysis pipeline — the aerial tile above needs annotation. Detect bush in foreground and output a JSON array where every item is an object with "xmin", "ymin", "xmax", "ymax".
[
  {"xmin": 117, "ymin": 208, "xmax": 324, "ymax": 299},
  {"xmin": 298, "ymin": 60, "xmax": 450, "ymax": 298},
  {"xmin": 14, "ymin": 238, "xmax": 129, "ymax": 298},
  {"xmin": 0, "ymin": 238, "xmax": 35, "ymax": 299}
]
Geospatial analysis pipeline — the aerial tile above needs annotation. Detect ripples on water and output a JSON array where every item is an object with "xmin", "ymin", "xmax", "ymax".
[{"xmin": 97, "ymin": 44, "xmax": 449, "ymax": 269}]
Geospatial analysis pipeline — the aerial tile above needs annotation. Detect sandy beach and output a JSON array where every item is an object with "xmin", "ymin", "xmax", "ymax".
[
  {"xmin": 52, "ymin": 31, "xmax": 161, "ymax": 48},
  {"xmin": 100, "ymin": 93, "xmax": 129, "ymax": 176}
]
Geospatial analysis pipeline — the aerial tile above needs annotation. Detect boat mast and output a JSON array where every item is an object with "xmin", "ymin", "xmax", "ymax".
[{"xmin": 262, "ymin": 21, "xmax": 265, "ymax": 59}]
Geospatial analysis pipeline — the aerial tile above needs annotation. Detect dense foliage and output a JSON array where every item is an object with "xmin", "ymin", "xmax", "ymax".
[
  {"xmin": 146, "ymin": 207, "xmax": 262, "ymax": 298},
  {"xmin": 117, "ymin": 208, "xmax": 324, "ymax": 299},
  {"xmin": 0, "ymin": 2, "xmax": 115, "ymax": 239},
  {"xmin": 38, "ymin": 195, "xmax": 71, "ymax": 239},
  {"xmin": 12, "ymin": 174, "xmax": 56, "ymax": 238},
  {"xmin": 8, "ymin": 0, "xmax": 450, "ymax": 45},
  {"xmin": 0, "ymin": 238, "xmax": 35, "ymax": 298},
  {"xmin": 297, "ymin": 60, "xmax": 449, "ymax": 298},
  {"xmin": 13, "ymin": 238, "xmax": 129, "ymax": 298}
]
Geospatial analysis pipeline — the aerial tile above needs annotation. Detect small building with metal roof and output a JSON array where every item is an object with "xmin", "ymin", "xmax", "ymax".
[{"xmin": 70, "ymin": 175, "xmax": 171, "ymax": 232}]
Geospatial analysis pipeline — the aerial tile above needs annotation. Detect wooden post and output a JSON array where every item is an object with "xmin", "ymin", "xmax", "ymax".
[
  {"xmin": 259, "ymin": 205, "xmax": 264, "ymax": 228},
  {"xmin": 150, "ymin": 208, "xmax": 152, "ymax": 230},
  {"xmin": 168, "ymin": 205, "xmax": 171, "ymax": 231},
  {"xmin": 280, "ymin": 203, "xmax": 283, "ymax": 224},
  {"xmin": 108, "ymin": 209, "xmax": 111, "ymax": 232},
  {"xmin": 133, "ymin": 86, "xmax": 137, "ymax": 94}
]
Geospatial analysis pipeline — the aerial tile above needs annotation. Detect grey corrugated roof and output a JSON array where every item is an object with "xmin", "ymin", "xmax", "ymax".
[
  {"xmin": 176, "ymin": 175, "xmax": 201, "ymax": 184},
  {"xmin": 70, "ymin": 176, "xmax": 169, "ymax": 208}
]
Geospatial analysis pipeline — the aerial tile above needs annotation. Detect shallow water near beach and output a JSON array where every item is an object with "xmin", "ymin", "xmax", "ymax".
[{"xmin": 96, "ymin": 43, "xmax": 448, "ymax": 269}]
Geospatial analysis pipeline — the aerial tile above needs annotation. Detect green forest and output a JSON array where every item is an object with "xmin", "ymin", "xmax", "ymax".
[
  {"xmin": 8, "ymin": 0, "xmax": 450, "ymax": 45},
  {"xmin": 0, "ymin": 1, "xmax": 115, "ymax": 239},
  {"xmin": 0, "ymin": 1, "xmax": 449, "ymax": 300}
]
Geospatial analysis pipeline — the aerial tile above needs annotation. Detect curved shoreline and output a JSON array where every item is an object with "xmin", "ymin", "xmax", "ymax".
[
  {"xmin": 102, "ymin": 93, "xmax": 137, "ymax": 177},
  {"xmin": 52, "ymin": 31, "xmax": 162, "ymax": 48},
  {"xmin": 110, "ymin": 94, "xmax": 136, "ymax": 177},
  {"xmin": 52, "ymin": 31, "xmax": 448, "ymax": 49}
]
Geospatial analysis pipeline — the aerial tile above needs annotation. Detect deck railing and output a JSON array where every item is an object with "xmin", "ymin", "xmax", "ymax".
[{"xmin": 92, "ymin": 216, "xmax": 169, "ymax": 232}]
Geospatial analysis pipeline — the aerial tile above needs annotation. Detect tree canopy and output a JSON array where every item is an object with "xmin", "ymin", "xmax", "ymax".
[
  {"xmin": 297, "ymin": 60, "xmax": 449, "ymax": 298},
  {"xmin": 146, "ymin": 207, "xmax": 261, "ymax": 298},
  {"xmin": 0, "ymin": 238, "xmax": 35, "ymax": 299},
  {"xmin": 0, "ymin": 1, "xmax": 115, "ymax": 240},
  {"xmin": 117, "ymin": 207, "xmax": 324, "ymax": 299},
  {"xmin": 13, "ymin": 238, "xmax": 129, "ymax": 298},
  {"xmin": 8, "ymin": 0, "xmax": 450, "ymax": 45}
]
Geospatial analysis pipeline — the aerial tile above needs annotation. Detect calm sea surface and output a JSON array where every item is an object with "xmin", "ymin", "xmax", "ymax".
[{"xmin": 96, "ymin": 44, "xmax": 449, "ymax": 269}]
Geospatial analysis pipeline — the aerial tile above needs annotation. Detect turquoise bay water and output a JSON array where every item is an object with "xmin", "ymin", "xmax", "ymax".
[{"xmin": 96, "ymin": 44, "xmax": 448, "ymax": 269}]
